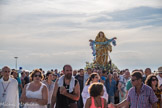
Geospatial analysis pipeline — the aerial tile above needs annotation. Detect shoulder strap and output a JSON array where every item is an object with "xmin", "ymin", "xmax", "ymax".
[
  {"xmin": 40, "ymin": 82, "xmax": 44, "ymax": 91},
  {"xmin": 74, "ymin": 79, "xmax": 78, "ymax": 86},
  {"xmin": 26, "ymin": 83, "xmax": 30, "ymax": 90}
]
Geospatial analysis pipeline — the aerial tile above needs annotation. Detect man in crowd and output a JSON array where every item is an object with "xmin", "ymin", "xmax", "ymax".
[
  {"xmin": 84, "ymin": 68, "xmax": 92, "ymax": 86},
  {"xmin": 110, "ymin": 71, "xmax": 158, "ymax": 108},
  {"xmin": 73, "ymin": 70, "xmax": 78, "ymax": 77},
  {"xmin": 54, "ymin": 69, "xmax": 60, "ymax": 78},
  {"xmin": 157, "ymin": 66, "xmax": 162, "ymax": 87},
  {"xmin": 105, "ymin": 73, "xmax": 116, "ymax": 103},
  {"xmin": 51, "ymin": 64, "xmax": 80, "ymax": 108},
  {"xmin": 0, "ymin": 66, "xmax": 19, "ymax": 108},
  {"xmin": 20, "ymin": 71, "xmax": 26, "ymax": 87},
  {"xmin": 125, "ymin": 69, "xmax": 140, "ymax": 97},
  {"xmin": 143, "ymin": 68, "xmax": 151, "ymax": 82},
  {"xmin": 75, "ymin": 69, "xmax": 84, "ymax": 108},
  {"xmin": 24, "ymin": 70, "xmax": 30, "ymax": 85},
  {"xmin": 100, "ymin": 70, "xmax": 107, "ymax": 84}
]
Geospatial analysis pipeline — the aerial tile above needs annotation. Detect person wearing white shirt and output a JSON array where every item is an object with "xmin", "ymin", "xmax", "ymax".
[
  {"xmin": 83, "ymin": 68, "xmax": 92, "ymax": 87},
  {"xmin": 82, "ymin": 73, "xmax": 108, "ymax": 108},
  {"xmin": 0, "ymin": 66, "xmax": 19, "ymax": 108}
]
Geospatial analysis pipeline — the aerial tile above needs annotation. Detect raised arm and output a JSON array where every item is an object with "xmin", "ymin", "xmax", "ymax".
[
  {"xmin": 116, "ymin": 99, "xmax": 130, "ymax": 108},
  {"xmin": 60, "ymin": 81, "xmax": 80, "ymax": 101},
  {"xmin": 109, "ymin": 99, "xmax": 129, "ymax": 108}
]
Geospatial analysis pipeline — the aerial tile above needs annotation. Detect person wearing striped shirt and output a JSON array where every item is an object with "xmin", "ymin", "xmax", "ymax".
[{"xmin": 110, "ymin": 71, "xmax": 158, "ymax": 108}]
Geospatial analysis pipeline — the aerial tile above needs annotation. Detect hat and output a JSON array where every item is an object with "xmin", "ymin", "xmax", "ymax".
[{"xmin": 158, "ymin": 66, "xmax": 162, "ymax": 73}]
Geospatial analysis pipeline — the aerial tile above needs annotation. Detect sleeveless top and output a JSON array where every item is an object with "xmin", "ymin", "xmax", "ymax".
[
  {"xmin": 55, "ymin": 79, "xmax": 78, "ymax": 108},
  {"xmin": 23, "ymin": 82, "xmax": 46, "ymax": 108},
  {"xmin": 42, "ymin": 80, "xmax": 55, "ymax": 104},
  {"xmin": 90, "ymin": 97, "xmax": 104, "ymax": 108}
]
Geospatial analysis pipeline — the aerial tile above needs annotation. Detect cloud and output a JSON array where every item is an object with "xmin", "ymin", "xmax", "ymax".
[
  {"xmin": 88, "ymin": 7, "xmax": 162, "ymax": 28},
  {"xmin": 0, "ymin": 0, "xmax": 162, "ymax": 71}
]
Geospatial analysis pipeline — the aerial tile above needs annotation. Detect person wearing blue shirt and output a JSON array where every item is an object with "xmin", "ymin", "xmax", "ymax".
[{"xmin": 105, "ymin": 73, "xmax": 116, "ymax": 104}]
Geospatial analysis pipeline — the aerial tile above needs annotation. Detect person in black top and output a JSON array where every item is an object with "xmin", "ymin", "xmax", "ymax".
[
  {"xmin": 51, "ymin": 64, "xmax": 80, "ymax": 108},
  {"xmin": 75, "ymin": 69, "xmax": 84, "ymax": 108},
  {"xmin": 24, "ymin": 71, "xmax": 30, "ymax": 84}
]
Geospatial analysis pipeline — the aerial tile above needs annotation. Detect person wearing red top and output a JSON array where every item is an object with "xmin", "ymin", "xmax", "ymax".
[{"xmin": 85, "ymin": 82, "xmax": 107, "ymax": 108}]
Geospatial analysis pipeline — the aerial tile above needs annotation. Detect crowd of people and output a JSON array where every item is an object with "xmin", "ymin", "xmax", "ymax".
[{"xmin": 0, "ymin": 65, "xmax": 161, "ymax": 108}]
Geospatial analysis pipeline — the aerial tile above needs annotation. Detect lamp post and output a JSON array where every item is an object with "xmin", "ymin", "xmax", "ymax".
[{"xmin": 14, "ymin": 57, "xmax": 18, "ymax": 70}]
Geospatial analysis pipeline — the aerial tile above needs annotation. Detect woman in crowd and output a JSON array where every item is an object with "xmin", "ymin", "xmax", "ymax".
[
  {"xmin": 43, "ymin": 71, "xmax": 55, "ymax": 108},
  {"xmin": 145, "ymin": 74, "xmax": 161, "ymax": 108},
  {"xmin": 20, "ymin": 69, "xmax": 48, "ymax": 108},
  {"xmin": 85, "ymin": 82, "xmax": 107, "ymax": 108},
  {"xmin": 82, "ymin": 73, "xmax": 108, "ymax": 108}
]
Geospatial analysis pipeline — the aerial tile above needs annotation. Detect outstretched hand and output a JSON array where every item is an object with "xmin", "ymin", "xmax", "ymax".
[{"xmin": 108, "ymin": 103, "xmax": 116, "ymax": 108}]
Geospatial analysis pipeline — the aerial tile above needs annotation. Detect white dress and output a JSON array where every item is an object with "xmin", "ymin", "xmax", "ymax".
[{"xmin": 23, "ymin": 82, "xmax": 46, "ymax": 108}]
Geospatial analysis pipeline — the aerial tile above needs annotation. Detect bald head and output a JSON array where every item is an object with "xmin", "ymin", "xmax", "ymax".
[
  {"xmin": 2, "ymin": 66, "xmax": 10, "ymax": 72},
  {"xmin": 2, "ymin": 66, "xmax": 11, "ymax": 80}
]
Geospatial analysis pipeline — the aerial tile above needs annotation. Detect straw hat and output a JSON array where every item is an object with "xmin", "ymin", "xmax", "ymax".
[{"xmin": 158, "ymin": 66, "xmax": 162, "ymax": 73}]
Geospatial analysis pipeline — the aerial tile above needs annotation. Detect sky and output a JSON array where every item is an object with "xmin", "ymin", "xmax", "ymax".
[{"xmin": 0, "ymin": 0, "xmax": 162, "ymax": 72}]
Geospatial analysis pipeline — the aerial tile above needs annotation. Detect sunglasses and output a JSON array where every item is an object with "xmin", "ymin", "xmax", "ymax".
[
  {"xmin": 131, "ymin": 79, "xmax": 138, "ymax": 82},
  {"xmin": 94, "ymin": 76, "xmax": 99, "ymax": 79},
  {"xmin": 34, "ymin": 74, "xmax": 42, "ymax": 77},
  {"xmin": 152, "ymin": 79, "xmax": 157, "ymax": 81}
]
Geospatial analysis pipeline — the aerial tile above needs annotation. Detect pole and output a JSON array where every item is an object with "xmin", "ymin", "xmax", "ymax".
[{"xmin": 14, "ymin": 57, "xmax": 18, "ymax": 70}]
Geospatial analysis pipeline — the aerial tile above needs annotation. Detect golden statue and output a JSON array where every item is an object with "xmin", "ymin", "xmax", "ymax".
[{"xmin": 89, "ymin": 31, "xmax": 117, "ymax": 67}]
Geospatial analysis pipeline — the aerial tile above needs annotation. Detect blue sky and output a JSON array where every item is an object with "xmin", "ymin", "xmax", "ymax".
[{"xmin": 0, "ymin": 0, "xmax": 162, "ymax": 72}]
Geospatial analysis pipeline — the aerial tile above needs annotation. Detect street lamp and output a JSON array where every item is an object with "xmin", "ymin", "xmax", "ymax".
[{"xmin": 14, "ymin": 57, "xmax": 18, "ymax": 70}]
